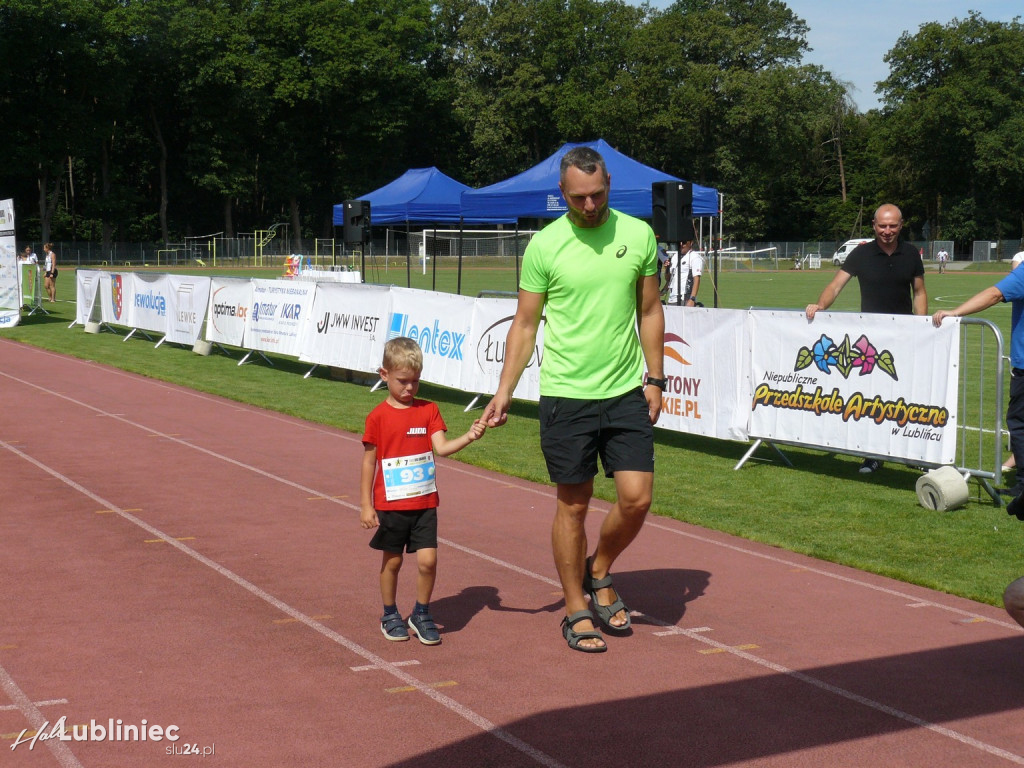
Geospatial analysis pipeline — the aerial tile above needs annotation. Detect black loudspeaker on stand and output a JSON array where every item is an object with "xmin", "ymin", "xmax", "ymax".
[
  {"xmin": 651, "ymin": 181, "xmax": 693, "ymax": 242},
  {"xmin": 342, "ymin": 199, "xmax": 371, "ymax": 244}
]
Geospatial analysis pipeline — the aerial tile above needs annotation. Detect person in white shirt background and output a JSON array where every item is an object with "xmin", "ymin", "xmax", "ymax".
[{"xmin": 661, "ymin": 238, "xmax": 703, "ymax": 306}]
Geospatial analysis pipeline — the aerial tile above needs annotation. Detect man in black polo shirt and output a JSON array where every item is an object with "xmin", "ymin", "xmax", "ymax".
[{"xmin": 805, "ymin": 203, "xmax": 928, "ymax": 472}]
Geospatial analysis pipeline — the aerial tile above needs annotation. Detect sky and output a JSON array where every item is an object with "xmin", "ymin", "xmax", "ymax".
[{"xmin": 644, "ymin": 1, "xmax": 1022, "ymax": 111}]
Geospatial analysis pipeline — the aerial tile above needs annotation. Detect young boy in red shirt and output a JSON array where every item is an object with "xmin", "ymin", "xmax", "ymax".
[{"xmin": 360, "ymin": 336, "xmax": 486, "ymax": 644}]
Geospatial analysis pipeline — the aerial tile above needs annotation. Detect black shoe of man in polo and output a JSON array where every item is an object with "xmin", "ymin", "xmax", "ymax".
[
  {"xmin": 1007, "ymin": 494, "xmax": 1024, "ymax": 522},
  {"xmin": 998, "ymin": 483, "xmax": 1024, "ymax": 498}
]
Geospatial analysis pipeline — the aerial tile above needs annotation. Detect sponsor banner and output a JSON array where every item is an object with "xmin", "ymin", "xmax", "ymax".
[
  {"xmin": 62, "ymin": 268, "xmax": 971, "ymax": 468},
  {"xmin": 244, "ymin": 278, "xmax": 316, "ymax": 357},
  {"xmin": 0, "ymin": 199, "xmax": 13, "ymax": 235},
  {"xmin": 129, "ymin": 272, "xmax": 171, "ymax": 334},
  {"xmin": 295, "ymin": 269, "xmax": 361, "ymax": 284},
  {"xmin": 463, "ymin": 297, "xmax": 546, "ymax": 400},
  {"xmin": 206, "ymin": 277, "xmax": 251, "ymax": 347},
  {"xmin": 0, "ymin": 199, "xmax": 18, "ymax": 328},
  {"xmin": 74, "ymin": 269, "xmax": 103, "ymax": 325},
  {"xmin": 21, "ymin": 263, "xmax": 41, "ymax": 307},
  {"xmin": 749, "ymin": 311, "xmax": 958, "ymax": 464},
  {"xmin": 99, "ymin": 272, "xmax": 127, "ymax": 326},
  {"xmin": 298, "ymin": 282, "xmax": 389, "ymax": 372},
  {"xmin": 164, "ymin": 275, "xmax": 211, "ymax": 346},
  {"xmin": 388, "ymin": 287, "xmax": 474, "ymax": 391},
  {"xmin": 659, "ymin": 307, "xmax": 750, "ymax": 441}
]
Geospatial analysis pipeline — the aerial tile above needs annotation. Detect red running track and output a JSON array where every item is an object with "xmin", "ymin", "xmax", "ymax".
[{"xmin": 1, "ymin": 337, "xmax": 1024, "ymax": 768}]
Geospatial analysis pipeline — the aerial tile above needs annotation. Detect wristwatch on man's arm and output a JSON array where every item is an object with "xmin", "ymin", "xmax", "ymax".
[{"xmin": 644, "ymin": 375, "xmax": 668, "ymax": 391}]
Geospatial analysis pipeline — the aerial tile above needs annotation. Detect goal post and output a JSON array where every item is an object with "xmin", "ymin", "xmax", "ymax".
[
  {"xmin": 404, "ymin": 229, "xmax": 538, "ymax": 275},
  {"xmin": 718, "ymin": 246, "xmax": 779, "ymax": 271},
  {"xmin": 408, "ymin": 229, "xmax": 537, "ymax": 259},
  {"xmin": 972, "ymin": 241, "xmax": 995, "ymax": 262}
]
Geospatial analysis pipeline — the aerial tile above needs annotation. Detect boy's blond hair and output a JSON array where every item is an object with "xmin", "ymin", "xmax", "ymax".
[{"xmin": 381, "ymin": 336, "xmax": 423, "ymax": 372}]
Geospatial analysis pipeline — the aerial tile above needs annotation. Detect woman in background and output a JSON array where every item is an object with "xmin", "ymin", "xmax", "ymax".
[{"xmin": 43, "ymin": 243, "xmax": 58, "ymax": 302}]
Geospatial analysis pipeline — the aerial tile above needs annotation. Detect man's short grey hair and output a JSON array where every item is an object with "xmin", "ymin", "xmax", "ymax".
[
  {"xmin": 559, "ymin": 146, "xmax": 608, "ymax": 181},
  {"xmin": 872, "ymin": 203, "xmax": 903, "ymax": 223}
]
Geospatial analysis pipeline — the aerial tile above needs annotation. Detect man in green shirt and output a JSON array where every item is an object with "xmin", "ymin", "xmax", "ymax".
[{"xmin": 482, "ymin": 146, "xmax": 666, "ymax": 653}]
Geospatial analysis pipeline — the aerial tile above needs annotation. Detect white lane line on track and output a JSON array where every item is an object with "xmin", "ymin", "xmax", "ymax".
[
  {"xmin": 0, "ymin": 436, "xmax": 568, "ymax": 768},
  {"xmin": 0, "ymin": 698, "xmax": 68, "ymax": 713},
  {"xmin": 0, "ymin": 666, "xmax": 83, "ymax": 768},
  {"xmin": 3, "ymin": 351, "xmax": 1024, "ymax": 763}
]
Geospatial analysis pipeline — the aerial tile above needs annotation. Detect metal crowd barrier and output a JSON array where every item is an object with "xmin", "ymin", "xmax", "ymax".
[{"xmin": 956, "ymin": 318, "xmax": 1006, "ymax": 504}]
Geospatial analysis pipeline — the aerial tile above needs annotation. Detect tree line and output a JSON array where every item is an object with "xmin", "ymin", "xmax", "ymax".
[{"xmin": 2, "ymin": 0, "xmax": 1021, "ymax": 251}]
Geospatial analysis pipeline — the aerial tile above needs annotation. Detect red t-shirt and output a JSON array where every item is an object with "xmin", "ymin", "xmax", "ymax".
[{"xmin": 362, "ymin": 399, "xmax": 447, "ymax": 511}]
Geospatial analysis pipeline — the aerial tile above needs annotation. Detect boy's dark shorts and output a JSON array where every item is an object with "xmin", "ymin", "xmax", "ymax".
[
  {"xmin": 538, "ymin": 387, "xmax": 655, "ymax": 484},
  {"xmin": 369, "ymin": 507, "xmax": 438, "ymax": 553}
]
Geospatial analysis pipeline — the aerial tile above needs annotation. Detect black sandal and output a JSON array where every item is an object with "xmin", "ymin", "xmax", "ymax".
[
  {"xmin": 585, "ymin": 556, "xmax": 631, "ymax": 633},
  {"xmin": 561, "ymin": 609, "xmax": 607, "ymax": 653}
]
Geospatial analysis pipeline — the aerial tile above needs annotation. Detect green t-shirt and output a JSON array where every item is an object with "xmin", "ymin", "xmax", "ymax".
[{"xmin": 519, "ymin": 209, "xmax": 658, "ymax": 398}]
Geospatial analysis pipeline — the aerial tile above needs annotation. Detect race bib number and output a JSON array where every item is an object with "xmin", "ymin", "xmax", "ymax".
[{"xmin": 381, "ymin": 451, "xmax": 437, "ymax": 501}]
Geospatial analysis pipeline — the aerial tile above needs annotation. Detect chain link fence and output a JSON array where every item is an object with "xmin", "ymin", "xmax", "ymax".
[
  {"xmin": 17, "ymin": 236, "xmax": 363, "ymax": 270},
  {"xmin": 17, "ymin": 235, "xmax": 1024, "ymax": 272},
  {"xmin": 720, "ymin": 239, "xmax": 1024, "ymax": 267}
]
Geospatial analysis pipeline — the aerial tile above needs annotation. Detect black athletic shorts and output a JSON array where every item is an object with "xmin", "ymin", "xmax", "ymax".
[
  {"xmin": 538, "ymin": 387, "xmax": 655, "ymax": 484},
  {"xmin": 369, "ymin": 507, "xmax": 438, "ymax": 553}
]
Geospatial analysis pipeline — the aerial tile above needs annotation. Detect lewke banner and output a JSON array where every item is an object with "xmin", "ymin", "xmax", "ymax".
[
  {"xmin": 748, "ymin": 311, "xmax": 959, "ymax": 465},
  {"xmin": 163, "ymin": 275, "xmax": 212, "ymax": 346}
]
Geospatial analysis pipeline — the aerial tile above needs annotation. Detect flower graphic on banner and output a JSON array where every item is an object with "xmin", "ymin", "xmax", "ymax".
[
  {"xmin": 850, "ymin": 334, "xmax": 881, "ymax": 376},
  {"xmin": 809, "ymin": 334, "xmax": 838, "ymax": 373},
  {"xmin": 795, "ymin": 333, "xmax": 897, "ymax": 381}
]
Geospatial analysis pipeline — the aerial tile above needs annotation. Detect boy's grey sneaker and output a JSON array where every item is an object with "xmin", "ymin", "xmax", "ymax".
[
  {"xmin": 408, "ymin": 612, "xmax": 441, "ymax": 645},
  {"xmin": 381, "ymin": 611, "xmax": 409, "ymax": 641},
  {"xmin": 859, "ymin": 459, "xmax": 882, "ymax": 474}
]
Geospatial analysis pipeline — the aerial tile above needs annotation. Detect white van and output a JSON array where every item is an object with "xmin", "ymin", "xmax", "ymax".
[{"xmin": 832, "ymin": 238, "xmax": 872, "ymax": 266}]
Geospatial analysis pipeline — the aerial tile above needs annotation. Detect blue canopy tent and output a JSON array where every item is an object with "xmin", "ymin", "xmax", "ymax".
[
  {"xmin": 459, "ymin": 139, "xmax": 719, "ymax": 221},
  {"xmin": 332, "ymin": 167, "xmax": 515, "ymax": 225},
  {"xmin": 331, "ymin": 167, "xmax": 519, "ymax": 296}
]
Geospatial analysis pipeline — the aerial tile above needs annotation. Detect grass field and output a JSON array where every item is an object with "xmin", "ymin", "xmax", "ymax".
[{"xmin": 4, "ymin": 260, "xmax": 1023, "ymax": 610}]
